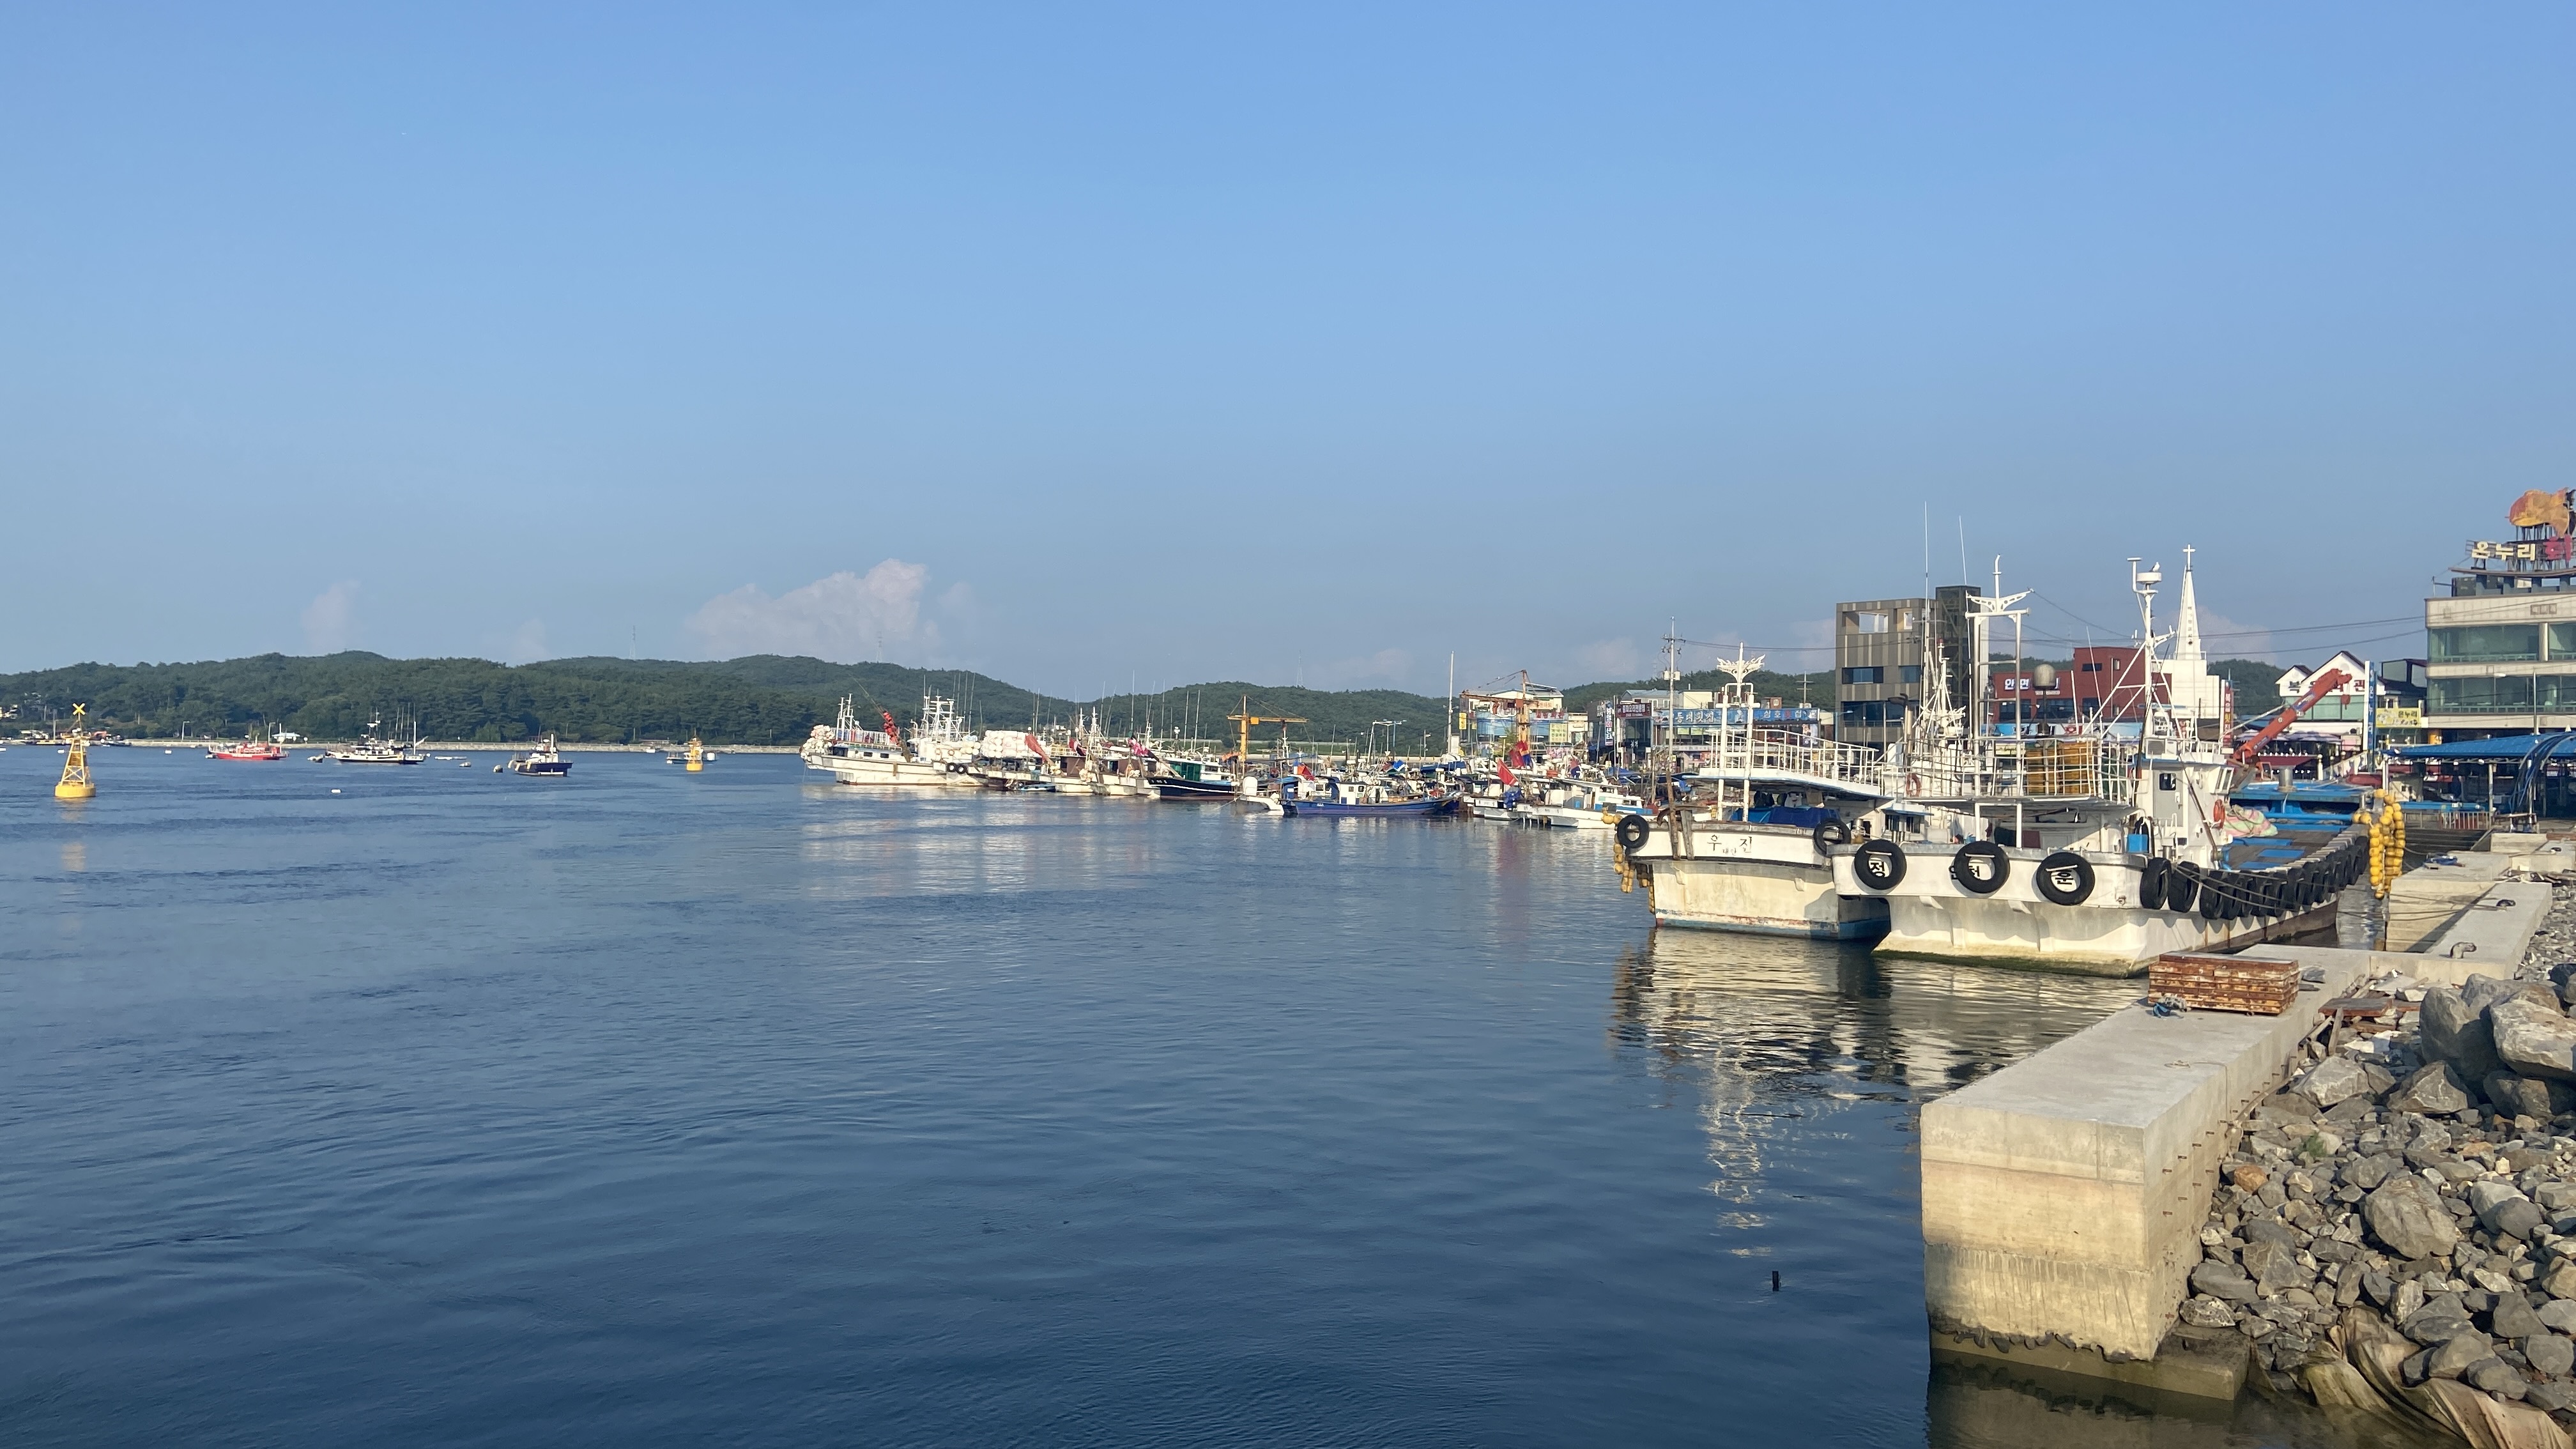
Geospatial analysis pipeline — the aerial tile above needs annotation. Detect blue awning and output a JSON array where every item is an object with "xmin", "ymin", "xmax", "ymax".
[{"xmin": 2391, "ymin": 732, "xmax": 2576, "ymax": 762}]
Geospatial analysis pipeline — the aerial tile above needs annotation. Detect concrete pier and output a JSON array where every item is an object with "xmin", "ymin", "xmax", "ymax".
[{"xmin": 1920, "ymin": 945, "xmax": 2375, "ymax": 1374}]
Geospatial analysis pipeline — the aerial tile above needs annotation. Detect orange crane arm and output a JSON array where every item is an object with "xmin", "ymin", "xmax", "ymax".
[{"xmin": 2229, "ymin": 668, "xmax": 2351, "ymax": 769}]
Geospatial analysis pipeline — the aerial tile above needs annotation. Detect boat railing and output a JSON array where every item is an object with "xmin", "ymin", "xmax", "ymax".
[{"xmin": 1701, "ymin": 731, "xmax": 1882, "ymax": 786}]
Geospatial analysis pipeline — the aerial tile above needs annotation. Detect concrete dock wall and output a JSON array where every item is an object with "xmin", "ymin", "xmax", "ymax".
[{"xmin": 1921, "ymin": 947, "xmax": 2375, "ymax": 1361}]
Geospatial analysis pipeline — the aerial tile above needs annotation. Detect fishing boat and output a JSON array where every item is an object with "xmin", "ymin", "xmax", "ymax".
[
  {"xmin": 208, "ymin": 733, "xmax": 288, "ymax": 762},
  {"xmin": 802, "ymin": 695, "xmax": 977, "ymax": 787},
  {"xmin": 1615, "ymin": 652, "xmax": 1897, "ymax": 939},
  {"xmin": 1282, "ymin": 776, "xmax": 1462, "ymax": 816},
  {"xmin": 1820, "ymin": 551, "xmax": 2361, "ymax": 975},
  {"xmin": 1511, "ymin": 767, "xmax": 1647, "ymax": 829},
  {"xmin": 502, "ymin": 735, "xmax": 570, "ymax": 776},
  {"xmin": 323, "ymin": 717, "xmax": 423, "ymax": 765}
]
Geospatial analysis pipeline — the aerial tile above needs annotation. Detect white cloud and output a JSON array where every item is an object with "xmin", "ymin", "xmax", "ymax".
[
  {"xmin": 1575, "ymin": 638, "xmax": 1644, "ymax": 680},
  {"xmin": 505, "ymin": 618, "xmax": 551, "ymax": 664},
  {"xmin": 2193, "ymin": 607, "xmax": 2274, "ymax": 663},
  {"xmin": 302, "ymin": 581, "xmax": 361, "ymax": 654},
  {"xmin": 1308, "ymin": 648, "xmax": 1415, "ymax": 690},
  {"xmin": 682, "ymin": 560, "xmax": 937, "ymax": 663}
]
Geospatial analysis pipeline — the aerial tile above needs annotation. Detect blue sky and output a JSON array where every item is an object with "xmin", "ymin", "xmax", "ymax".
[{"xmin": 3, "ymin": 5, "xmax": 2568, "ymax": 696}]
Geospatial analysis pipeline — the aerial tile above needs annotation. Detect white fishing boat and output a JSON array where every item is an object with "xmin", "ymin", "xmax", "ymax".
[
  {"xmin": 1616, "ymin": 652, "xmax": 1898, "ymax": 939},
  {"xmin": 502, "ymin": 735, "xmax": 569, "ymax": 776},
  {"xmin": 1510, "ymin": 767, "xmax": 1646, "ymax": 830},
  {"xmin": 801, "ymin": 695, "xmax": 976, "ymax": 787},
  {"xmin": 1823, "ymin": 551, "xmax": 2360, "ymax": 975},
  {"xmin": 323, "ymin": 717, "xmax": 424, "ymax": 765}
]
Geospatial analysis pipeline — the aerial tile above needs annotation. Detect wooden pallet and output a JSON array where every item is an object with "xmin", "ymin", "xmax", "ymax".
[{"xmin": 2150, "ymin": 953, "xmax": 2300, "ymax": 1016}]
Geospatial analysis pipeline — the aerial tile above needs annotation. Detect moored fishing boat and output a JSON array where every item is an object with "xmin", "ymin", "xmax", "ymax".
[
  {"xmin": 208, "ymin": 733, "xmax": 288, "ymax": 762},
  {"xmin": 802, "ymin": 695, "xmax": 976, "ymax": 787},
  {"xmin": 323, "ymin": 717, "xmax": 423, "ymax": 764},
  {"xmin": 1823, "ymin": 551, "xmax": 2359, "ymax": 975},
  {"xmin": 503, "ymin": 735, "xmax": 570, "ymax": 776},
  {"xmin": 1615, "ymin": 652, "xmax": 1896, "ymax": 939}
]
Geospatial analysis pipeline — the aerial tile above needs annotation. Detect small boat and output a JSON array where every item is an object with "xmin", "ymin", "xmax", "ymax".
[
  {"xmin": 1281, "ymin": 774, "xmax": 1462, "ymax": 817},
  {"xmin": 323, "ymin": 717, "xmax": 424, "ymax": 765},
  {"xmin": 503, "ymin": 735, "xmax": 570, "ymax": 776},
  {"xmin": 208, "ymin": 737, "xmax": 288, "ymax": 762},
  {"xmin": 668, "ymin": 737, "xmax": 708, "ymax": 771}
]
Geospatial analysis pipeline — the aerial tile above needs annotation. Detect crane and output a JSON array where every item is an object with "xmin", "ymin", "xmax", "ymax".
[
  {"xmin": 2228, "ymin": 667, "xmax": 2352, "ymax": 770},
  {"xmin": 1227, "ymin": 696, "xmax": 1308, "ymax": 765}
]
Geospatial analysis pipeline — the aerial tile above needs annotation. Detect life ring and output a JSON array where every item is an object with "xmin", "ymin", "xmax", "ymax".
[
  {"xmin": 1951, "ymin": 841, "xmax": 2010, "ymax": 895},
  {"xmin": 1812, "ymin": 818, "xmax": 1851, "ymax": 855},
  {"xmin": 2137, "ymin": 857, "xmax": 2170, "ymax": 911},
  {"xmin": 1614, "ymin": 813, "xmax": 1652, "ymax": 851},
  {"xmin": 2035, "ymin": 850, "xmax": 2095, "ymax": 907},
  {"xmin": 2165, "ymin": 861, "xmax": 2202, "ymax": 913},
  {"xmin": 1853, "ymin": 839, "xmax": 1907, "ymax": 891}
]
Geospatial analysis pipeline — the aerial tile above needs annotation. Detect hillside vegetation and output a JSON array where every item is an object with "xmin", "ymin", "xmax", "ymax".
[{"xmin": 1, "ymin": 650, "xmax": 2291, "ymax": 746}]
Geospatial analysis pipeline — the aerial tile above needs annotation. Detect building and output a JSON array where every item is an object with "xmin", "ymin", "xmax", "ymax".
[
  {"xmin": 1984, "ymin": 645, "xmax": 2159, "ymax": 733},
  {"xmin": 2421, "ymin": 498, "xmax": 2576, "ymax": 737},
  {"xmin": 1833, "ymin": 586, "xmax": 1978, "ymax": 747},
  {"xmin": 1591, "ymin": 690, "xmax": 1825, "ymax": 763},
  {"xmin": 1459, "ymin": 683, "xmax": 1578, "ymax": 749}
]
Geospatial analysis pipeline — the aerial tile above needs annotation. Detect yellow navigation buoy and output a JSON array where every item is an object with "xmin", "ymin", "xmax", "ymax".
[
  {"xmin": 685, "ymin": 736, "xmax": 705, "ymax": 772},
  {"xmin": 55, "ymin": 703, "xmax": 96, "ymax": 800}
]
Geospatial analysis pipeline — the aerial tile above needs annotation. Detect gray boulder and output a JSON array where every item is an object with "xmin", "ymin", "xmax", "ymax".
[
  {"xmin": 2545, "ymin": 1259, "xmax": 2576, "ymax": 1301},
  {"xmin": 2429, "ymin": 1332, "xmax": 2494, "ymax": 1379},
  {"xmin": 2492, "ymin": 997, "xmax": 2576, "ymax": 1084},
  {"xmin": 2540, "ymin": 1299, "xmax": 2576, "ymax": 1333},
  {"xmin": 2191, "ymin": 1259, "xmax": 2258, "ymax": 1303},
  {"xmin": 2362, "ymin": 1269, "xmax": 2398, "ymax": 1308},
  {"xmin": 2242, "ymin": 1239, "xmax": 2307, "ymax": 1294},
  {"xmin": 2366, "ymin": 1172, "xmax": 2464, "ymax": 1260},
  {"xmin": 2466, "ymin": 1357, "xmax": 2528, "ymax": 1397},
  {"xmin": 2468, "ymin": 1181, "xmax": 2550, "ymax": 1242},
  {"xmin": 2492, "ymin": 1292, "xmax": 2548, "ymax": 1338},
  {"xmin": 2425, "ymin": 988, "xmax": 2506, "ymax": 1083},
  {"xmin": 2180, "ymin": 1294, "xmax": 2236, "ymax": 1328},
  {"xmin": 2298, "ymin": 1056, "xmax": 2375, "ymax": 1109},
  {"xmin": 2531, "ymin": 1333, "xmax": 2576, "ymax": 1378},
  {"xmin": 2532, "ymin": 1381, "xmax": 2576, "ymax": 1413},
  {"xmin": 2242, "ymin": 1217, "xmax": 2299, "ymax": 1247},
  {"xmin": 2486, "ymin": 1072, "xmax": 2558, "ymax": 1121},
  {"xmin": 2464, "ymin": 974, "xmax": 2556, "ymax": 1016},
  {"xmin": 2554, "ymin": 960, "xmax": 2576, "ymax": 1008},
  {"xmin": 2405, "ymin": 1307, "xmax": 2480, "ymax": 1346},
  {"xmin": 2344, "ymin": 1154, "xmax": 2400, "ymax": 1191},
  {"xmin": 2391, "ymin": 1062, "xmax": 2474, "ymax": 1117}
]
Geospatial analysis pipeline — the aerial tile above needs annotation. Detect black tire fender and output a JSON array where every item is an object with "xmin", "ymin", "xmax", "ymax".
[
  {"xmin": 2137, "ymin": 857, "xmax": 2170, "ymax": 912},
  {"xmin": 1812, "ymin": 818, "xmax": 1851, "ymax": 855},
  {"xmin": 2165, "ymin": 861, "xmax": 2201, "ymax": 914},
  {"xmin": 1853, "ymin": 839, "xmax": 1907, "ymax": 891},
  {"xmin": 1614, "ymin": 813, "xmax": 1652, "ymax": 851},
  {"xmin": 2035, "ymin": 851, "xmax": 2095, "ymax": 906},
  {"xmin": 2199, "ymin": 872, "xmax": 2228, "ymax": 919},
  {"xmin": 1951, "ymin": 841, "xmax": 2010, "ymax": 895}
]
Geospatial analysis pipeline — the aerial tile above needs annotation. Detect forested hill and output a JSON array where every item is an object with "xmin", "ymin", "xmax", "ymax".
[
  {"xmin": 3, "ymin": 650, "xmax": 2290, "ymax": 746},
  {"xmin": 0, "ymin": 654, "xmax": 1448, "ymax": 748}
]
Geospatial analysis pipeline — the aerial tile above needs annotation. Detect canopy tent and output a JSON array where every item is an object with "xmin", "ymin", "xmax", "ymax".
[{"xmin": 2391, "ymin": 733, "xmax": 2576, "ymax": 763}]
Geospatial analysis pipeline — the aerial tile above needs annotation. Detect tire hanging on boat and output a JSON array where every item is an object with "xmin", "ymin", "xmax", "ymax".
[
  {"xmin": 2165, "ymin": 861, "xmax": 2201, "ymax": 914},
  {"xmin": 1951, "ymin": 841, "xmax": 2010, "ymax": 895},
  {"xmin": 1853, "ymin": 839, "xmax": 1906, "ymax": 891},
  {"xmin": 1812, "ymin": 818, "xmax": 1851, "ymax": 855},
  {"xmin": 2138, "ymin": 857, "xmax": 2170, "ymax": 911},
  {"xmin": 2200, "ymin": 872, "xmax": 2230, "ymax": 919},
  {"xmin": 1614, "ymin": 813, "xmax": 1652, "ymax": 851},
  {"xmin": 2035, "ymin": 851, "xmax": 2095, "ymax": 906}
]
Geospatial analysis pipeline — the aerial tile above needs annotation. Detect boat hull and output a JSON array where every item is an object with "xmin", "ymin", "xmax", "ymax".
[
  {"xmin": 1151, "ymin": 777, "xmax": 1238, "ymax": 801},
  {"xmin": 827, "ymin": 756, "xmax": 972, "ymax": 787},
  {"xmin": 508, "ymin": 761, "xmax": 570, "ymax": 776},
  {"xmin": 1285, "ymin": 797, "xmax": 1460, "ymax": 817},
  {"xmin": 1828, "ymin": 841, "xmax": 2351, "ymax": 976},
  {"xmin": 1626, "ymin": 824, "xmax": 1889, "ymax": 939}
]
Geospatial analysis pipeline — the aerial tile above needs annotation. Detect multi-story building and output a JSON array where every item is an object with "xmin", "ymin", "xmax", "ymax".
[
  {"xmin": 1832, "ymin": 586, "xmax": 1977, "ymax": 747},
  {"xmin": 2421, "ymin": 519, "xmax": 2576, "ymax": 737}
]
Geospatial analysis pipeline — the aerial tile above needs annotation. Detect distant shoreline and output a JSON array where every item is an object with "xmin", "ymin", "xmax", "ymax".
[{"xmin": 100, "ymin": 740, "xmax": 805, "ymax": 755}]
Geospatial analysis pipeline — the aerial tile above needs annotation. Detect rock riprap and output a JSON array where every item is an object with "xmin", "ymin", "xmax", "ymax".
[{"xmin": 2184, "ymin": 963, "xmax": 2576, "ymax": 1438}]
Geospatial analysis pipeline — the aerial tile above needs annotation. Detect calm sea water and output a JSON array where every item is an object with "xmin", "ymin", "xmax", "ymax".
[{"xmin": 0, "ymin": 748, "xmax": 2379, "ymax": 1446}]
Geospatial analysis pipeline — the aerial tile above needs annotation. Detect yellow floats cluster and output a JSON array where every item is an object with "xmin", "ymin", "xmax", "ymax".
[{"xmin": 2363, "ymin": 786, "xmax": 2405, "ymax": 898}]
